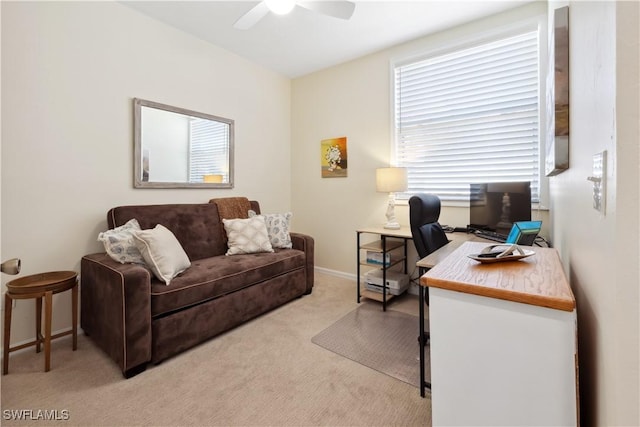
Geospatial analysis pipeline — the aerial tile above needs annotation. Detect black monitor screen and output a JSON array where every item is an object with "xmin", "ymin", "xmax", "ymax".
[{"xmin": 469, "ymin": 182, "xmax": 532, "ymax": 235}]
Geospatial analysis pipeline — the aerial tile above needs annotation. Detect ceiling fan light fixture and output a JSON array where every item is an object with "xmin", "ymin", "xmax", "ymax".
[{"xmin": 265, "ymin": 0, "xmax": 296, "ymax": 15}]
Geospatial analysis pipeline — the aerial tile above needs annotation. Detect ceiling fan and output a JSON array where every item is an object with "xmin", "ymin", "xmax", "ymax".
[{"xmin": 234, "ymin": 0, "xmax": 356, "ymax": 30}]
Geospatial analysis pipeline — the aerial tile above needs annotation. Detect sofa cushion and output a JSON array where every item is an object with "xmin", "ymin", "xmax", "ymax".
[
  {"xmin": 98, "ymin": 218, "xmax": 146, "ymax": 264},
  {"xmin": 248, "ymin": 210, "xmax": 293, "ymax": 249},
  {"xmin": 223, "ymin": 216, "xmax": 274, "ymax": 255},
  {"xmin": 108, "ymin": 204, "xmax": 228, "ymax": 261},
  {"xmin": 149, "ymin": 249, "xmax": 306, "ymax": 317},
  {"xmin": 132, "ymin": 224, "xmax": 191, "ymax": 285}
]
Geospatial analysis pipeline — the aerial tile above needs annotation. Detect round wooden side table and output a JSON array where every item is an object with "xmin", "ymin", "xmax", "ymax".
[{"xmin": 3, "ymin": 271, "xmax": 78, "ymax": 374}]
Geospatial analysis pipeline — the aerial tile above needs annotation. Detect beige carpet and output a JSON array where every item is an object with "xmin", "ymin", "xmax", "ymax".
[
  {"xmin": 311, "ymin": 302, "xmax": 430, "ymax": 388},
  {"xmin": 1, "ymin": 272, "xmax": 430, "ymax": 427}
]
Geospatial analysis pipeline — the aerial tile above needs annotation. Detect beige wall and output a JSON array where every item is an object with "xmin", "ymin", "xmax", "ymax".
[
  {"xmin": 547, "ymin": 1, "xmax": 639, "ymax": 425},
  {"xmin": 291, "ymin": 2, "xmax": 548, "ymax": 276},
  {"xmin": 1, "ymin": 2, "xmax": 291, "ymax": 343}
]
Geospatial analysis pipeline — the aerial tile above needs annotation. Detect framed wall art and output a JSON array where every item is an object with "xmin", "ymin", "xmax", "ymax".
[
  {"xmin": 321, "ymin": 137, "xmax": 347, "ymax": 178},
  {"xmin": 545, "ymin": 5, "xmax": 570, "ymax": 176}
]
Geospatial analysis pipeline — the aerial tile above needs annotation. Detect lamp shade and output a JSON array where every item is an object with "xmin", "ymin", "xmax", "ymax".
[
  {"xmin": 376, "ymin": 167, "xmax": 408, "ymax": 193},
  {"xmin": 1, "ymin": 258, "xmax": 21, "ymax": 275}
]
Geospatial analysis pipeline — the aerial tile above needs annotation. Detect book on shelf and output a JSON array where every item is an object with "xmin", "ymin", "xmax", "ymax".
[{"xmin": 366, "ymin": 251, "xmax": 392, "ymax": 266}]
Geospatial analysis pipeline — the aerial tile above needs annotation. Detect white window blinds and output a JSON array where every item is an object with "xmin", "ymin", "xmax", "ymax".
[
  {"xmin": 394, "ymin": 30, "xmax": 540, "ymax": 202},
  {"xmin": 188, "ymin": 118, "xmax": 229, "ymax": 183}
]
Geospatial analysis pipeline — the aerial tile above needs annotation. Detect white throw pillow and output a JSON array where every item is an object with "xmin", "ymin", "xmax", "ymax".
[
  {"xmin": 132, "ymin": 224, "xmax": 191, "ymax": 285},
  {"xmin": 248, "ymin": 210, "xmax": 293, "ymax": 249},
  {"xmin": 98, "ymin": 218, "xmax": 146, "ymax": 265},
  {"xmin": 223, "ymin": 216, "xmax": 274, "ymax": 255}
]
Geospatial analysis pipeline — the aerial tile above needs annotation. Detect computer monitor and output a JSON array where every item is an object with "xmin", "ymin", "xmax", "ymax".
[
  {"xmin": 469, "ymin": 182, "xmax": 532, "ymax": 236},
  {"xmin": 505, "ymin": 221, "xmax": 542, "ymax": 246}
]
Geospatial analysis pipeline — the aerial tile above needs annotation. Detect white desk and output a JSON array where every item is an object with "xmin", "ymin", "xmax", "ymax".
[{"xmin": 419, "ymin": 241, "xmax": 578, "ymax": 427}]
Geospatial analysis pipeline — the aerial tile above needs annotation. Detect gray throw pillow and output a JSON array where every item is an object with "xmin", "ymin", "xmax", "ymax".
[
  {"xmin": 98, "ymin": 218, "xmax": 146, "ymax": 265},
  {"xmin": 248, "ymin": 210, "xmax": 293, "ymax": 249}
]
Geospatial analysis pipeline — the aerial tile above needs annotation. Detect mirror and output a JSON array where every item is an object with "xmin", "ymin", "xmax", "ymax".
[{"xmin": 134, "ymin": 98, "xmax": 234, "ymax": 188}]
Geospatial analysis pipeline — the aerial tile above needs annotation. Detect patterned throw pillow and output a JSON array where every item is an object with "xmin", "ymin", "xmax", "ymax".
[
  {"xmin": 98, "ymin": 218, "xmax": 146, "ymax": 264},
  {"xmin": 248, "ymin": 210, "xmax": 293, "ymax": 249},
  {"xmin": 132, "ymin": 224, "xmax": 191, "ymax": 285},
  {"xmin": 223, "ymin": 216, "xmax": 274, "ymax": 255}
]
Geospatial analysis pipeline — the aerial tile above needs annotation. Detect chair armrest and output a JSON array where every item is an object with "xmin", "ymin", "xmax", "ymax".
[
  {"xmin": 290, "ymin": 232, "xmax": 314, "ymax": 294},
  {"xmin": 80, "ymin": 253, "xmax": 152, "ymax": 377}
]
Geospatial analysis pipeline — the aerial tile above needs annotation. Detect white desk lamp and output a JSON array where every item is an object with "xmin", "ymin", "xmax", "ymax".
[{"xmin": 376, "ymin": 167, "xmax": 408, "ymax": 230}]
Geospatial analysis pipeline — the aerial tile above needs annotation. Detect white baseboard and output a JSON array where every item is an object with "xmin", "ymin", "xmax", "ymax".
[{"xmin": 314, "ymin": 266, "xmax": 356, "ymax": 281}]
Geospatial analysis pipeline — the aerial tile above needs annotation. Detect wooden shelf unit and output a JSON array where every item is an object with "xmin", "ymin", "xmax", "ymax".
[{"xmin": 356, "ymin": 227, "xmax": 412, "ymax": 311}]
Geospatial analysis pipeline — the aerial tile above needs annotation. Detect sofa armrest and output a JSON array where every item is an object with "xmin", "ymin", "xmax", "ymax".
[
  {"xmin": 80, "ymin": 253, "xmax": 152, "ymax": 377},
  {"xmin": 290, "ymin": 232, "xmax": 314, "ymax": 294}
]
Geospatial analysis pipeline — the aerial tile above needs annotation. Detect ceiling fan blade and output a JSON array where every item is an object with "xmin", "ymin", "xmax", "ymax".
[
  {"xmin": 234, "ymin": 2, "xmax": 270, "ymax": 30},
  {"xmin": 297, "ymin": 1, "xmax": 355, "ymax": 20}
]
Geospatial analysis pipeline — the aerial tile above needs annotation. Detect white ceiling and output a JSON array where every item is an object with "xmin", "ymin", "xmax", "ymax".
[{"xmin": 122, "ymin": 1, "xmax": 532, "ymax": 78}]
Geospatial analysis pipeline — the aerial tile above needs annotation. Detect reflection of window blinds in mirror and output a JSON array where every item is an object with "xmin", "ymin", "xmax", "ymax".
[{"xmin": 189, "ymin": 118, "xmax": 229, "ymax": 183}]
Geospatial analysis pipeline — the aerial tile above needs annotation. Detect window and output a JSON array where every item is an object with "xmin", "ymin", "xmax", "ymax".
[{"xmin": 393, "ymin": 30, "xmax": 541, "ymax": 203}]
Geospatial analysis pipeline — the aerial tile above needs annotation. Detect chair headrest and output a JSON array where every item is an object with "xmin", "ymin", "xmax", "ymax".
[{"xmin": 409, "ymin": 194, "xmax": 442, "ymax": 227}]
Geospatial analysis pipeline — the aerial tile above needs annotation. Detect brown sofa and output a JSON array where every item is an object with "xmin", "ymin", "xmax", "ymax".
[{"xmin": 80, "ymin": 201, "xmax": 314, "ymax": 378}]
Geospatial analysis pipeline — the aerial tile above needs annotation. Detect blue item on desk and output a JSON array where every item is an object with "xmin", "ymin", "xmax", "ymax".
[
  {"xmin": 472, "ymin": 221, "xmax": 542, "ymax": 245},
  {"xmin": 505, "ymin": 221, "xmax": 542, "ymax": 246}
]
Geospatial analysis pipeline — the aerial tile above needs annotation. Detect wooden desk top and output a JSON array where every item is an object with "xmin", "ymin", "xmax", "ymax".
[
  {"xmin": 420, "ymin": 241, "xmax": 575, "ymax": 312},
  {"xmin": 416, "ymin": 232, "xmax": 486, "ymax": 269},
  {"xmin": 356, "ymin": 226, "xmax": 412, "ymax": 239}
]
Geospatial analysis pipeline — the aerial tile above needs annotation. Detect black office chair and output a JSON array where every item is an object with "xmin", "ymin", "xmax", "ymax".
[
  {"xmin": 409, "ymin": 193, "xmax": 449, "ymax": 307},
  {"xmin": 409, "ymin": 193, "xmax": 450, "ymax": 269},
  {"xmin": 409, "ymin": 194, "xmax": 449, "ymax": 394}
]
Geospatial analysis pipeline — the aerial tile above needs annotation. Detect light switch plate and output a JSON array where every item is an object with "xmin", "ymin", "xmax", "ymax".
[{"xmin": 590, "ymin": 151, "xmax": 606, "ymax": 213}]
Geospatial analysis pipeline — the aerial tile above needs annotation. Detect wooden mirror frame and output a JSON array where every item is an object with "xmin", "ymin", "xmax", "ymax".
[{"xmin": 133, "ymin": 98, "xmax": 234, "ymax": 189}]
